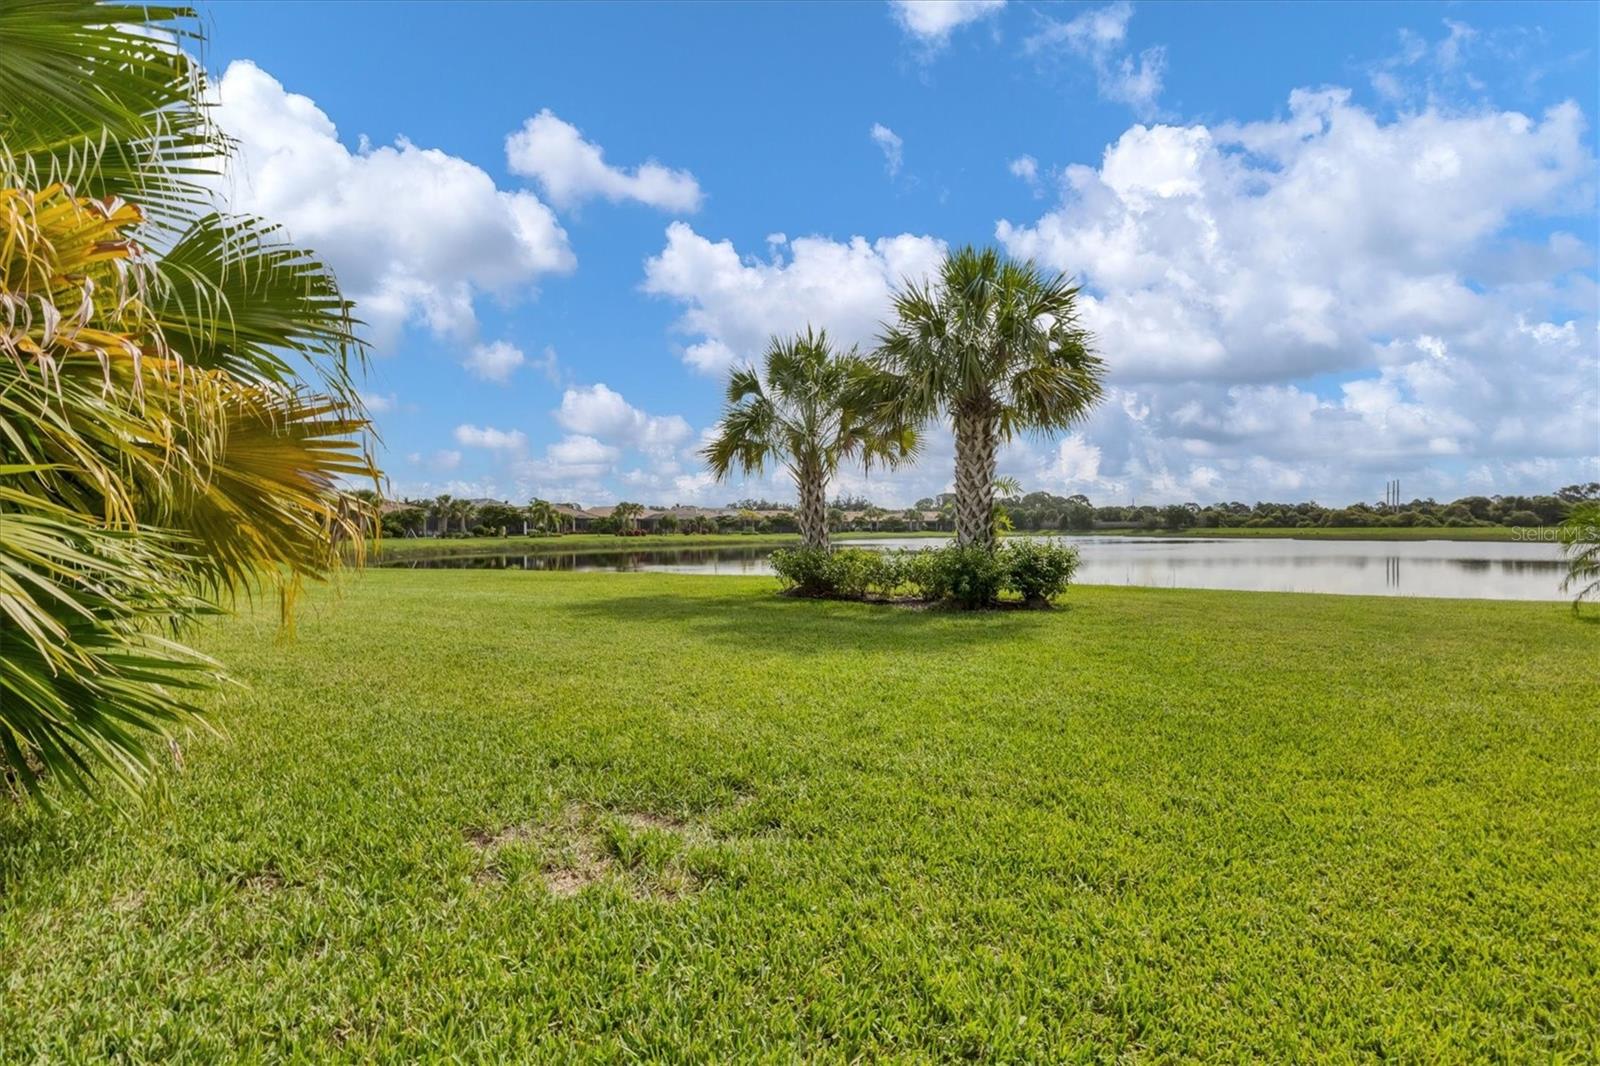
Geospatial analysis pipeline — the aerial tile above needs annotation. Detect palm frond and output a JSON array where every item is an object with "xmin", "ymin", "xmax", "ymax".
[
  {"xmin": 0, "ymin": 5, "xmax": 377, "ymax": 797},
  {"xmin": 151, "ymin": 213, "xmax": 366, "ymax": 401}
]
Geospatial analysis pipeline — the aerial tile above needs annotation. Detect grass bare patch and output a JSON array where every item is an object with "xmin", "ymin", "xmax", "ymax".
[{"xmin": 466, "ymin": 801, "xmax": 734, "ymax": 901}]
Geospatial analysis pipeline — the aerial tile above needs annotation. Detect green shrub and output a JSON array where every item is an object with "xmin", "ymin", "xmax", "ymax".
[
  {"xmin": 901, "ymin": 549, "xmax": 949, "ymax": 602},
  {"xmin": 769, "ymin": 547, "xmax": 833, "ymax": 596},
  {"xmin": 921, "ymin": 547, "xmax": 1004, "ymax": 605},
  {"xmin": 771, "ymin": 547, "xmax": 905, "ymax": 599},
  {"xmin": 775, "ymin": 542, "xmax": 1078, "ymax": 608},
  {"xmin": 868, "ymin": 551, "xmax": 911, "ymax": 598},
  {"xmin": 1003, "ymin": 540, "xmax": 1080, "ymax": 606},
  {"xmin": 822, "ymin": 549, "xmax": 881, "ymax": 598}
]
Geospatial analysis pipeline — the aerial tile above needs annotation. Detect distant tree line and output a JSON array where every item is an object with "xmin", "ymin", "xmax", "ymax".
[
  {"xmin": 920, "ymin": 482, "xmax": 1599, "ymax": 532},
  {"xmin": 372, "ymin": 482, "xmax": 1598, "ymax": 539}
]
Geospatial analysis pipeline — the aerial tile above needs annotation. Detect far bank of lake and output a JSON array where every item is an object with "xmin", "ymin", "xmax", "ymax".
[{"xmin": 379, "ymin": 534, "xmax": 1570, "ymax": 601}]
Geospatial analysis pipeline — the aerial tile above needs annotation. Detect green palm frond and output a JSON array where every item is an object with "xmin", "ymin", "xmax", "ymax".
[
  {"xmin": 1559, "ymin": 502, "xmax": 1600, "ymax": 611},
  {"xmin": 877, "ymin": 245, "xmax": 1104, "ymax": 438},
  {"xmin": 0, "ymin": 1, "xmax": 226, "ymax": 232},
  {"xmin": 152, "ymin": 213, "xmax": 366, "ymax": 400},
  {"xmin": 1, "ymin": 5, "xmax": 376, "ymax": 797}
]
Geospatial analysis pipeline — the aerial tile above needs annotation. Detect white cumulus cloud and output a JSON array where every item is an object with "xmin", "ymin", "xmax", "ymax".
[
  {"xmin": 642, "ymin": 222, "xmax": 946, "ymax": 374},
  {"xmin": 462, "ymin": 340, "xmax": 526, "ymax": 382},
  {"xmin": 994, "ymin": 89, "xmax": 1597, "ymax": 501},
  {"xmin": 505, "ymin": 109, "xmax": 702, "ymax": 212},
  {"xmin": 556, "ymin": 384, "xmax": 693, "ymax": 456},
  {"xmin": 454, "ymin": 424, "xmax": 528, "ymax": 450},
  {"xmin": 212, "ymin": 61, "xmax": 574, "ymax": 352},
  {"xmin": 891, "ymin": 0, "xmax": 1006, "ymax": 47}
]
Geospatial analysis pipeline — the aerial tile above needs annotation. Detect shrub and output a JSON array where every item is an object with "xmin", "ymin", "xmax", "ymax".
[
  {"xmin": 901, "ymin": 549, "xmax": 949, "ymax": 602},
  {"xmin": 822, "ymin": 549, "xmax": 881, "ymax": 598},
  {"xmin": 770, "ymin": 547, "xmax": 833, "ymax": 596},
  {"xmin": 933, "ymin": 545, "xmax": 1010, "ymax": 609},
  {"xmin": 774, "ymin": 542, "xmax": 1078, "ymax": 608},
  {"xmin": 1004, "ymin": 540, "xmax": 1080, "ymax": 606}
]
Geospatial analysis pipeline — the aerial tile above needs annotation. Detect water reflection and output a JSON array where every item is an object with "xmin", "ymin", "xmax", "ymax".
[{"xmin": 378, "ymin": 535, "xmax": 1570, "ymax": 601}]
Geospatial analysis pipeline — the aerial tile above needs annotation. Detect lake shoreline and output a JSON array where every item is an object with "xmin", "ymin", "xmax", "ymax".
[{"xmin": 368, "ymin": 524, "xmax": 1542, "ymax": 560}]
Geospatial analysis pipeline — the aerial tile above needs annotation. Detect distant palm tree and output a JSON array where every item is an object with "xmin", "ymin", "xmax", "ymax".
[
  {"xmin": 430, "ymin": 495, "xmax": 454, "ymax": 537},
  {"xmin": 452, "ymin": 498, "xmax": 476, "ymax": 534},
  {"xmin": 827, "ymin": 506, "xmax": 847, "ymax": 534},
  {"xmin": 903, "ymin": 507, "xmax": 922, "ymax": 531},
  {"xmin": 528, "ymin": 498, "xmax": 559, "ymax": 535},
  {"xmin": 703, "ymin": 329, "xmax": 915, "ymax": 550},
  {"xmin": 876, "ymin": 246, "xmax": 1105, "ymax": 548},
  {"xmin": 613, "ymin": 501, "xmax": 645, "ymax": 533}
]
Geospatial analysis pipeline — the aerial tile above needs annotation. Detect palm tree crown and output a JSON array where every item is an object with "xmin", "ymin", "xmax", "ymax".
[
  {"xmin": 528, "ymin": 498, "xmax": 559, "ymax": 535},
  {"xmin": 703, "ymin": 329, "xmax": 914, "ymax": 550},
  {"xmin": 876, "ymin": 246, "xmax": 1105, "ymax": 548}
]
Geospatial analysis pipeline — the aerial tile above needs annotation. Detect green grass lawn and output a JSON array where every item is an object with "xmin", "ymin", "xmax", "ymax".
[{"xmin": 2, "ymin": 573, "xmax": 1595, "ymax": 1060}]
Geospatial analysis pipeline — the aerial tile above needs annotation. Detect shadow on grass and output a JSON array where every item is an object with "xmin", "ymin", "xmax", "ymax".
[{"xmin": 555, "ymin": 586, "xmax": 1059, "ymax": 657}]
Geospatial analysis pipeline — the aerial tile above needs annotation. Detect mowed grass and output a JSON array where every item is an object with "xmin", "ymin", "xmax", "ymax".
[{"xmin": 1, "ymin": 572, "xmax": 1596, "ymax": 1061}]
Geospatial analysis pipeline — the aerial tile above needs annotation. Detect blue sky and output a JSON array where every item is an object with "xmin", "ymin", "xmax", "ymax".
[{"xmin": 203, "ymin": 0, "xmax": 1598, "ymax": 507}]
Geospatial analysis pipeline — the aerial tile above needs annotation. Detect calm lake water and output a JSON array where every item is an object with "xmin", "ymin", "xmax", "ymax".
[{"xmin": 380, "ymin": 535, "xmax": 1571, "ymax": 601}]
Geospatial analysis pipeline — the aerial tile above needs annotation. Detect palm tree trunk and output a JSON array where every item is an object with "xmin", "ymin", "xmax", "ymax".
[
  {"xmin": 794, "ymin": 462, "xmax": 828, "ymax": 551},
  {"xmin": 953, "ymin": 407, "xmax": 997, "ymax": 549}
]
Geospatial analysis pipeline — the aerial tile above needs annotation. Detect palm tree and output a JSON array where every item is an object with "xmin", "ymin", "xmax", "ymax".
[
  {"xmin": 1559, "ymin": 502, "xmax": 1600, "ymax": 610},
  {"xmin": 703, "ymin": 329, "xmax": 915, "ymax": 551},
  {"xmin": 0, "ymin": 4, "xmax": 375, "ymax": 795},
  {"xmin": 612, "ymin": 501, "xmax": 644, "ymax": 533},
  {"xmin": 452, "ymin": 498, "xmax": 476, "ymax": 534},
  {"xmin": 528, "ymin": 498, "xmax": 559, "ymax": 535},
  {"xmin": 876, "ymin": 247, "xmax": 1105, "ymax": 548},
  {"xmin": 903, "ymin": 507, "xmax": 922, "ymax": 532},
  {"xmin": 430, "ymin": 495, "xmax": 454, "ymax": 537}
]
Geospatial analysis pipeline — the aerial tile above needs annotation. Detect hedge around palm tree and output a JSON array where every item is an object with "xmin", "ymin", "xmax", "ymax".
[
  {"xmin": 703, "ymin": 329, "xmax": 915, "ymax": 550},
  {"xmin": 875, "ymin": 247, "xmax": 1105, "ymax": 549},
  {"xmin": 0, "ymin": 3, "xmax": 375, "ymax": 795}
]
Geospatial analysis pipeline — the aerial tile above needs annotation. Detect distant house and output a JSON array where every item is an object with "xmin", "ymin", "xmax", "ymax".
[{"xmin": 550, "ymin": 504, "xmax": 597, "ymax": 533}]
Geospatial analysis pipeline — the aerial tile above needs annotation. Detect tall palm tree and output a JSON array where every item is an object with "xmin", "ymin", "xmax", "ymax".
[
  {"xmin": 703, "ymin": 329, "xmax": 915, "ymax": 551},
  {"xmin": 876, "ymin": 247, "xmax": 1105, "ymax": 548},
  {"xmin": 0, "ymin": 4, "xmax": 375, "ymax": 794},
  {"xmin": 528, "ymin": 498, "xmax": 559, "ymax": 535},
  {"xmin": 452, "ymin": 498, "xmax": 476, "ymax": 534}
]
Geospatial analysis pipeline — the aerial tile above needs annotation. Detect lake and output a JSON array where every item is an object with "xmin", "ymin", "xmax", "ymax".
[{"xmin": 379, "ymin": 535, "xmax": 1572, "ymax": 601}]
